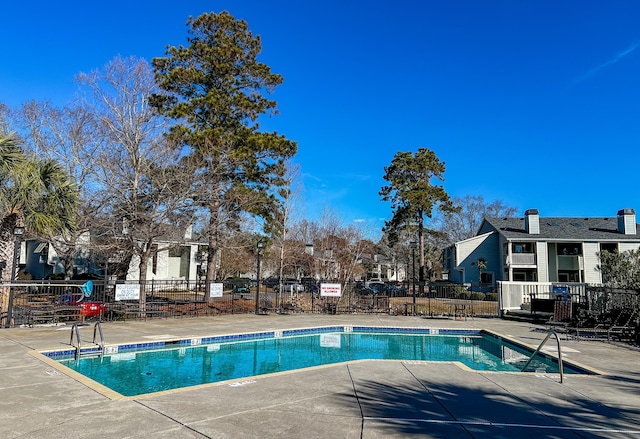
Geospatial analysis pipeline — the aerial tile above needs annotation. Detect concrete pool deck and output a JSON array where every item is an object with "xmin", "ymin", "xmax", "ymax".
[{"xmin": 1, "ymin": 314, "xmax": 640, "ymax": 438}]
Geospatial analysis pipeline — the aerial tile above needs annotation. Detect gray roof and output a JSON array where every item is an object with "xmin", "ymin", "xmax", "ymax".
[{"xmin": 481, "ymin": 216, "xmax": 640, "ymax": 241}]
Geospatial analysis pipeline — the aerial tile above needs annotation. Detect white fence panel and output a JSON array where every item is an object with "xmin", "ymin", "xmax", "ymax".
[
  {"xmin": 498, "ymin": 281, "xmax": 588, "ymax": 314},
  {"xmin": 498, "ymin": 281, "xmax": 552, "ymax": 312}
]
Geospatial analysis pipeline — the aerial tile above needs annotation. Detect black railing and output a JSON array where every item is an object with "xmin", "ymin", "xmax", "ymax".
[{"xmin": 0, "ymin": 279, "xmax": 503, "ymax": 326}]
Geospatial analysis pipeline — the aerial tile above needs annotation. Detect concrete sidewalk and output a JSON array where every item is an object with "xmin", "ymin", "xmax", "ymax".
[{"xmin": 1, "ymin": 314, "xmax": 640, "ymax": 438}]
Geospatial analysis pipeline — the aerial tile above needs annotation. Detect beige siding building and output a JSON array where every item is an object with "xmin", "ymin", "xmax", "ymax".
[{"xmin": 444, "ymin": 208, "xmax": 640, "ymax": 286}]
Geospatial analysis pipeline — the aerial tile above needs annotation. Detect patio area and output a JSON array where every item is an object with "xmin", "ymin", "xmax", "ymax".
[{"xmin": 1, "ymin": 314, "xmax": 640, "ymax": 438}]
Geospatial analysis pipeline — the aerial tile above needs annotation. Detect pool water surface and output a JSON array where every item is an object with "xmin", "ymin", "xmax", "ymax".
[{"xmin": 48, "ymin": 327, "xmax": 591, "ymax": 397}]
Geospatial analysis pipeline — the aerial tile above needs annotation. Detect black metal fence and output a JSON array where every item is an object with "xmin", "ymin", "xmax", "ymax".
[
  {"xmin": 569, "ymin": 287, "xmax": 640, "ymax": 341},
  {"xmin": 0, "ymin": 279, "xmax": 501, "ymax": 327},
  {"xmin": 513, "ymin": 284, "xmax": 640, "ymax": 342}
]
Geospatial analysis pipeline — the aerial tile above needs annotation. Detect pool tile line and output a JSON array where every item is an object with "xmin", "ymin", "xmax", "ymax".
[{"xmin": 40, "ymin": 325, "xmax": 482, "ymax": 359}]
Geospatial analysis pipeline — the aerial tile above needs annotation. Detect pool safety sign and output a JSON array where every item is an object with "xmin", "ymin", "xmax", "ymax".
[
  {"xmin": 320, "ymin": 283, "xmax": 342, "ymax": 297},
  {"xmin": 210, "ymin": 282, "xmax": 223, "ymax": 298}
]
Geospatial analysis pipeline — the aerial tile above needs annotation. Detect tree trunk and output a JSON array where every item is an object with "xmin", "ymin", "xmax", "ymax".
[
  {"xmin": 138, "ymin": 249, "xmax": 150, "ymax": 318},
  {"xmin": 1, "ymin": 214, "xmax": 20, "ymax": 321},
  {"xmin": 62, "ymin": 254, "xmax": 75, "ymax": 280},
  {"xmin": 0, "ymin": 214, "xmax": 18, "ymax": 283}
]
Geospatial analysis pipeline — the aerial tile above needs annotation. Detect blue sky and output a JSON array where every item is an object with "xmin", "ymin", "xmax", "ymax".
[{"xmin": 3, "ymin": 1, "xmax": 640, "ymax": 235}]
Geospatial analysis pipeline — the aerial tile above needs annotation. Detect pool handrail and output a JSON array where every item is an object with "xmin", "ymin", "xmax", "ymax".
[
  {"xmin": 93, "ymin": 321, "xmax": 105, "ymax": 352},
  {"xmin": 69, "ymin": 321, "xmax": 105, "ymax": 360},
  {"xmin": 521, "ymin": 329, "xmax": 564, "ymax": 383}
]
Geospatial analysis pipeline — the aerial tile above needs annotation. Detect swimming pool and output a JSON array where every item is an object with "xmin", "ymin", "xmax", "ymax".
[{"xmin": 42, "ymin": 326, "xmax": 594, "ymax": 398}]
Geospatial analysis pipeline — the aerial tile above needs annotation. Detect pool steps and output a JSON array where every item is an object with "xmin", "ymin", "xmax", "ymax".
[{"xmin": 69, "ymin": 321, "xmax": 106, "ymax": 360}]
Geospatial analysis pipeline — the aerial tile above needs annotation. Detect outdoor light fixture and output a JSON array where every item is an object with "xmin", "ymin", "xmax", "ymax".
[{"xmin": 255, "ymin": 239, "xmax": 265, "ymax": 315}]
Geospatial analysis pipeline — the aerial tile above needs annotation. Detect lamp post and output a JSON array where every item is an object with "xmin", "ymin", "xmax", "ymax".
[
  {"xmin": 195, "ymin": 251, "xmax": 204, "ymax": 293},
  {"xmin": 6, "ymin": 226, "xmax": 25, "ymax": 328},
  {"xmin": 255, "ymin": 239, "xmax": 264, "ymax": 315},
  {"xmin": 305, "ymin": 243, "xmax": 315, "ymax": 310},
  {"xmin": 410, "ymin": 241, "xmax": 418, "ymax": 316}
]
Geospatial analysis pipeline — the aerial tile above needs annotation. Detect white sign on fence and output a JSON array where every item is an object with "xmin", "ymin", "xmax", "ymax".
[
  {"xmin": 115, "ymin": 284, "xmax": 140, "ymax": 301},
  {"xmin": 210, "ymin": 282, "xmax": 223, "ymax": 299},
  {"xmin": 320, "ymin": 283, "xmax": 342, "ymax": 297}
]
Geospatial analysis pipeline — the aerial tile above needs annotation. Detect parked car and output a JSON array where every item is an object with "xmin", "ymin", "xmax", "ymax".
[
  {"xmin": 383, "ymin": 284, "xmax": 406, "ymax": 297},
  {"xmin": 232, "ymin": 285, "xmax": 250, "ymax": 296},
  {"xmin": 262, "ymin": 277, "xmax": 280, "ymax": 289},
  {"xmin": 367, "ymin": 282, "xmax": 385, "ymax": 294},
  {"xmin": 300, "ymin": 277, "xmax": 318, "ymax": 292},
  {"xmin": 224, "ymin": 277, "xmax": 251, "ymax": 291},
  {"xmin": 274, "ymin": 280, "xmax": 304, "ymax": 294},
  {"xmin": 357, "ymin": 286, "xmax": 380, "ymax": 296}
]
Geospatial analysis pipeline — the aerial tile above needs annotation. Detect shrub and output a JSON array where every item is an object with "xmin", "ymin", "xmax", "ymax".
[
  {"xmin": 485, "ymin": 292, "xmax": 498, "ymax": 301},
  {"xmin": 469, "ymin": 292, "xmax": 485, "ymax": 301},
  {"xmin": 457, "ymin": 291, "xmax": 471, "ymax": 300},
  {"xmin": 444, "ymin": 289, "xmax": 457, "ymax": 298},
  {"xmin": 17, "ymin": 271, "xmax": 34, "ymax": 280}
]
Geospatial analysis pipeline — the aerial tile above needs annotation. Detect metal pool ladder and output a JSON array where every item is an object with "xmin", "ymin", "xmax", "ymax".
[
  {"xmin": 521, "ymin": 329, "xmax": 564, "ymax": 383},
  {"xmin": 70, "ymin": 321, "xmax": 105, "ymax": 360}
]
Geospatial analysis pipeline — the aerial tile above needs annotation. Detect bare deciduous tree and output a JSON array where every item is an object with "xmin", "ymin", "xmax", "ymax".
[
  {"xmin": 12, "ymin": 100, "xmax": 97, "ymax": 278},
  {"xmin": 266, "ymin": 161, "xmax": 304, "ymax": 305},
  {"xmin": 294, "ymin": 208, "xmax": 371, "ymax": 285},
  {"xmin": 433, "ymin": 195, "xmax": 518, "ymax": 247},
  {"xmin": 78, "ymin": 56, "xmax": 195, "ymax": 313}
]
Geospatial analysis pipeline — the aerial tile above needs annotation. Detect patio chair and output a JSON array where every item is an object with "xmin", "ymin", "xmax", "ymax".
[
  {"xmin": 570, "ymin": 307, "xmax": 638, "ymax": 342},
  {"xmin": 605, "ymin": 308, "xmax": 638, "ymax": 342}
]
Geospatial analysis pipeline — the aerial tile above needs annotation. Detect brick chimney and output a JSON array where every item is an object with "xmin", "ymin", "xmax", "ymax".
[
  {"xmin": 617, "ymin": 208, "xmax": 637, "ymax": 235},
  {"xmin": 524, "ymin": 209, "xmax": 540, "ymax": 235}
]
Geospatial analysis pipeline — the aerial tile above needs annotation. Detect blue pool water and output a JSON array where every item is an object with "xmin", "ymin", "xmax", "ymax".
[{"xmin": 54, "ymin": 329, "xmax": 588, "ymax": 397}]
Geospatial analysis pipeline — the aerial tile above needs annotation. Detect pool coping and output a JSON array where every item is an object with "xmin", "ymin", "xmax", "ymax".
[{"xmin": 29, "ymin": 325, "xmax": 604, "ymax": 400}]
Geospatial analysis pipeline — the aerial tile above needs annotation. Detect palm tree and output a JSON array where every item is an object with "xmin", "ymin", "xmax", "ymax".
[
  {"xmin": 0, "ymin": 130, "xmax": 79, "ymax": 282},
  {"xmin": 0, "ymin": 131, "xmax": 25, "ymax": 282}
]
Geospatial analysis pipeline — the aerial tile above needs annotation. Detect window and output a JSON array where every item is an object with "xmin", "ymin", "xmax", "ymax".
[
  {"xmin": 480, "ymin": 271, "xmax": 493, "ymax": 284},
  {"xmin": 512, "ymin": 242, "xmax": 533, "ymax": 253},
  {"xmin": 557, "ymin": 244, "xmax": 582, "ymax": 256},
  {"xmin": 558, "ymin": 270, "xmax": 580, "ymax": 282},
  {"xmin": 151, "ymin": 244, "xmax": 158, "ymax": 275},
  {"xmin": 512, "ymin": 268, "xmax": 537, "ymax": 282},
  {"xmin": 169, "ymin": 246, "xmax": 186, "ymax": 258}
]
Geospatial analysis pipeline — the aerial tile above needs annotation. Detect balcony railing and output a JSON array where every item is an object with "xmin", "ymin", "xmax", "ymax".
[
  {"xmin": 507, "ymin": 253, "xmax": 536, "ymax": 266},
  {"xmin": 557, "ymin": 255, "xmax": 583, "ymax": 270}
]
